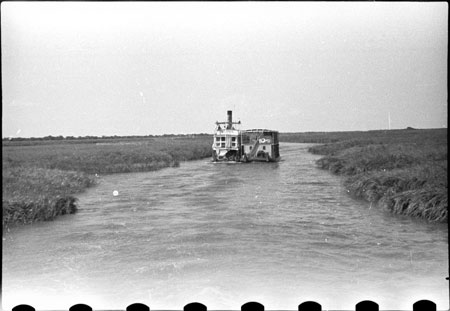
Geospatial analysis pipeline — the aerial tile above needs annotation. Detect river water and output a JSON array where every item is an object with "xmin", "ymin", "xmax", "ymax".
[{"xmin": 2, "ymin": 143, "xmax": 448, "ymax": 310}]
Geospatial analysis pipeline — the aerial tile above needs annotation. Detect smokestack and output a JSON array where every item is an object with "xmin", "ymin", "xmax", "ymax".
[{"xmin": 227, "ymin": 110, "xmax": 232, "ymax": 129}]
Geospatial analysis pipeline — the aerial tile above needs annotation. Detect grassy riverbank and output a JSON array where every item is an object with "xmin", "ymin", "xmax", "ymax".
[
  {"xmin": 281, "ymin": 128, "xmax": 447, "ymax": 222},
  {"xmin": 3, "ymin": 135, "xmax": 212, "ymax": 228}
]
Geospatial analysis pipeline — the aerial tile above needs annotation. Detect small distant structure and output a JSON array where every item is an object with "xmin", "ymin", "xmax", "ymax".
[{"xmin": 212, "ymin": 111, "xmax": 280, "ymax": 162}]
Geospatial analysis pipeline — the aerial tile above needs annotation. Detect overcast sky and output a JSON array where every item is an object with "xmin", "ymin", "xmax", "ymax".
[{"xmin": 1, "ymin": 2, "xmax": 448, "ymax": 137}]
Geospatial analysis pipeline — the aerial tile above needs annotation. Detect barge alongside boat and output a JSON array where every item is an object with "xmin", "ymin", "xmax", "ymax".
[{"xmin": 212, "ymin": 111, "xmax": 280, "ymax": 163}]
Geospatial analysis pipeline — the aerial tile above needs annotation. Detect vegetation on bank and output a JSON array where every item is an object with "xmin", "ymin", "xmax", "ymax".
[
  {"xmin": 281, "ymin": 128, "xmax": 447, "ymax": 223},
  {"xmin": 3, "ymin": 135, "xmax": 212, "ymax": 228},
  {"xmin": 3, "ymin": 167, "xmax": 95, "ymax": 226}
]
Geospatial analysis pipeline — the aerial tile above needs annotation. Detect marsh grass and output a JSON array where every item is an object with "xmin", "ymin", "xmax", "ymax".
[
  {"xmin": 381, "ymin": 187, "xmax": 448, "ymax": 222},
  {"xmin": 3, "ymin": 135, "xmax": 212, "ymax": 227},
  {"xmin": 284, "ymin": 128, "xmax": 447, "ymax": 222},
  {"xmin": 314, "ymin": 143, "xmax": 445, "ymax": 175},
  {"xmin": 3, "ymin": 136, "xmax": 212, "ymax": 174},
  {"xmin": 3, "ymin": 167, "xmax": 95, "ymax": 227}
]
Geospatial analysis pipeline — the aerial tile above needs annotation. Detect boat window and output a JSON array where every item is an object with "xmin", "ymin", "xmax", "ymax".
[
  {"xmin": 221, "ymin": 143, "xmax": 225, "ymax": 147},
  {"xmin": 249, "ymin": 146, "xmax": 252, "ymax": 150},
  {"xmin": 216, "ymin": 137, "xmax": 221, "ymax": 141},
  {"xmin": 216, "ymin": 143, "xmax": 220, "ymax": 147},
  {"xmin": 221, "ymin": 137, "xmax": 225, "ymax": 141},
  {"xmin": 263, "ymin": 146, "xmax": 266, "ymax": 150},
  {"xmin": 232, "ymin": 137, "xmax": 236, "ymax": 141}
]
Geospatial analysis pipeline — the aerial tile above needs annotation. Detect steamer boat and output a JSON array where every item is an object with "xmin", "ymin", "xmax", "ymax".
[{"xmin": 212, "ymin": 111, "xmax": 280, "ymax": 163}]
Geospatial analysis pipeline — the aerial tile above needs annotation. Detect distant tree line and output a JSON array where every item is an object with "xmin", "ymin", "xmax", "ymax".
[{"xmin": 3, "ymin": 133, "xmax": 211, "ymax": 142}]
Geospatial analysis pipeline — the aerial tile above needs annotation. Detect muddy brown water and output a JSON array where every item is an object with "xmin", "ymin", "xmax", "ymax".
[{"xmin": 2, "ymin": 143, "xmax": 448, "ymax": 310}]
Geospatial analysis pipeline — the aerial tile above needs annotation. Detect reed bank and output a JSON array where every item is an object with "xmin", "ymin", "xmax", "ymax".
[{"xmin": 281, "ymin": 128, "xmax": 447, "ymax": 222}]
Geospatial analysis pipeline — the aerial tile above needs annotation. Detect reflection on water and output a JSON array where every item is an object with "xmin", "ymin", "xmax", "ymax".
[{"xmin": 2, "ymin": 143, "xmax": 448, "ymax": 310}]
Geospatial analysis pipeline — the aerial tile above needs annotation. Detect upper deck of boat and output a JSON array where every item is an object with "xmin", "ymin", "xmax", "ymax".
[{"xmin": 243, "ymin": 129, "xmax": 278, "ymax": 134}]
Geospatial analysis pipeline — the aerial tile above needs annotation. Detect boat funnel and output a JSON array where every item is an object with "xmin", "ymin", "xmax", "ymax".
[{"xmin": 227, "ymin": 110, "xmax": 232, "ymax": 129}]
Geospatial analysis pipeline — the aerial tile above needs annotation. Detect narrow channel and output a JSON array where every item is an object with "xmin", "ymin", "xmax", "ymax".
[{"xmin": 3, "ymin": 143, "xmax": 448, "ymax": 310}]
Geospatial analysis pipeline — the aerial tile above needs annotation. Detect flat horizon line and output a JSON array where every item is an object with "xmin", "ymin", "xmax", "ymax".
[{"xmin": 2, "ymin": 127, "xmax": 447, "ymax": 140}]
